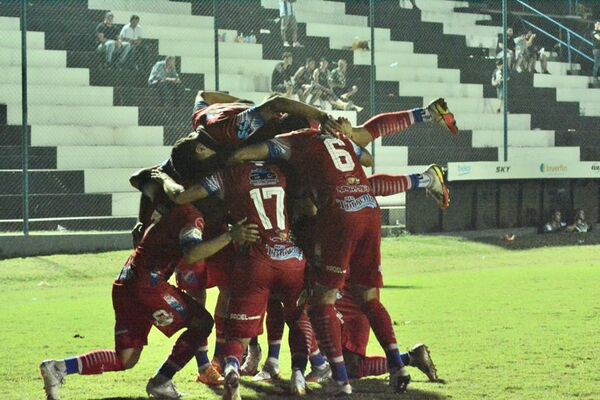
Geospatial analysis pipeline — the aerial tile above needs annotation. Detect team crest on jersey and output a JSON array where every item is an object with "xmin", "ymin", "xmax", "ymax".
[
  {"xmin": 346, "ymin": 176, "xmax": 360, "ymax": 185},
  {"xmin": 249, "ymin": 167, "xmax": 279, "ymax": 186}
]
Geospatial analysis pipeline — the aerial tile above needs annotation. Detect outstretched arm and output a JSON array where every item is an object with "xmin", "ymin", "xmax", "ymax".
[
  {"xmin": 227, "ymin": 142, "xmax": 271, "ymax": 165},
  {"xmin": 151, "ymin": 169, "xmax": 210, "ymax": 204}
]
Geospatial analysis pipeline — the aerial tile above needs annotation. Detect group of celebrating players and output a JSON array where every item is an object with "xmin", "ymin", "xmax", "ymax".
[{"xmin": 40, "ymin": 89, "xmax": 458, "ymax": 400}]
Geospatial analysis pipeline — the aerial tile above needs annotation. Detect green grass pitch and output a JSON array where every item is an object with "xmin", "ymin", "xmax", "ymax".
[{"xmin": 1, "ymin": 236, "xmax": 599, "ymax": 399}]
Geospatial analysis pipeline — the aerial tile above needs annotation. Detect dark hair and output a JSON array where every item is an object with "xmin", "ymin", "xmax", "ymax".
[
  {"xmin": 171, "ymin": 135, "xmax": 199, "ymax": 180},
  {"xmin": 306, "ymin": 57, "xmax": 315, "ymax": 65},
  {"xmin": 130, "ymin": 14, "xmax": 140, "ymax": 22},
  {"xmin": 282, "ymin": 52, "xmax": 292, "ymax": 59}
]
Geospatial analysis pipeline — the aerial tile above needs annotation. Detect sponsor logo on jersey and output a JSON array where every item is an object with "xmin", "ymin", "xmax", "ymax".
[
  {"xmin": 325, "ymin": 265, "xmax": 345, "ymax": 274},
  {"xmin": 250, "ymin": 167, "xmax": 279, "ymax": 186},
  {"xmin": 337, "ymin": 184, "xmax": 370, "ymax": 194},
  {"xmin": 152, "ymin": 310, "xmax": 174, "ymax": 327},
  {"xmin": 163, "ymin": 294, "xmax": 187, "ymax": 317},
  {"xmin": 266, "ymin": 244, "xmax": 304, "ymax": 261},
  {"xmin": 336, "ymin": 194, "xmax": 378, "ymax": 212},
  {"xmin": 229, "ymin": 313, "xmax": 262, "ymax": 321}
]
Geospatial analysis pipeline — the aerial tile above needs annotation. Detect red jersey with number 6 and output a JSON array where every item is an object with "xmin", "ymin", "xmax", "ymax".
[
  {"xmin": 267, "ymin": 129, "xmax": 379, "ymax": 214},
  {"xmin": 199, "ymin": 162, "xmax": 304, "ymax": 268}
]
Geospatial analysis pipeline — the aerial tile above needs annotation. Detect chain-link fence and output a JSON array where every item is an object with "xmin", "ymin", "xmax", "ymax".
[{"xmin": 2, "ymin": 0, "xmax": 599, "ymax": 235}]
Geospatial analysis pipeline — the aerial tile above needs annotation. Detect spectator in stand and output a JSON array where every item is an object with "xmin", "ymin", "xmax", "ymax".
[
  {"xmin": 515, "ymin": 30, "xmax": 550, "ymax": 74},
  {"xmin": 566, "ymin": 209, "xmax": 591, "ymax": 233},
  {"xmin": 329, "ymin": 59, "xmax": 358, "ymax": 102},
  {"xmin": 119, "ymin": 14, "xmax": 146, "ymax": 70},
  {"xmin": 96, "ymin": 11, "xmax": 131, "ymax": 67},
  {"xmin": 496, "ymin": 27, "xmax": 515, "ymax": 70},
  {"xmin": 491, "ymin": 60, "xmax": 504, "ymax": 113},
  {"xmin": 311, "ymin": 57, "xmax": 331, "ymax": 107},
  {"xmin": 148, "ymin": 56, "xmax": 181, "ymax": 105},
  {"xmin": 542, "ymin": 210, "xmax": 566, "ymax": 233},
  {"xmin": 279, "ymin": 0, "xmax": 301, "ymax": 47},
  {"xmin": 292, "ymin": 57, "xmax": 317, "ymax": 102},
  {"xmin": 271, "ymin": 52, "xmax": 294, "ymax": 97},
  {"xmin": 593, "ymin": 21, "xmax": 600, "ymax": 85}
]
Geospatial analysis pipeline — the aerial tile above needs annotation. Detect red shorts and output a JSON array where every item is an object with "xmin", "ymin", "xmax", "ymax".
[
  {"xmin": 337, "ymin": 287, "xmax": 370, "ymax": 357},
  {"xmin": 176, "ymin": 261, "xmax": 208, "ymax": 292},
  {"xmin": 226, "ymin": 257, "xmax": 306, "ymax": 339},
  {"xmin": 314, "ymin": 209, "xmax": 383, "ymax": 289},
  {"xmin": 112, "ymin": 273, "xmax": 200, "ymax": 351},
  {"xmin": 174, "ymin": 246, "xmax": 233, "ymax": 291}
]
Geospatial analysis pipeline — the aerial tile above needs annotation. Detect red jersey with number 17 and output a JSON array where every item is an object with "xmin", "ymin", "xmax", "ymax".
[
  {"xmin": 267, "ymin": 129, "xmax": 379, "ymax": 214},
  {"xmin": 199, "ymin": 162, "xmax": 304, "ymax": 268}
]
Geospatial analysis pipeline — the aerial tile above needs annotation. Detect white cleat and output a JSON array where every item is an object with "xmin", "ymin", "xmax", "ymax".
[
  {"xmin": 252, "ymin": 359, "xmax": 280, "ymax": 382},
  {"xmin": 290, "ymin": 369, "xmax": 308, "ymax": 396},
  {"xmin": 40, "ymin": 360, "xmax": 66, "ymax": 400},
  {"xmin": 223, "ymin": 368, "xmax": 242, "ymax": 400},
  {"xmin": 146, "ymin": 377, "xmax": 182, "ymax": 399},
  {"xmin": 305, "ymin": 362, "xmax": 332, "ymax": 383},
  {"xmin": 323, "ymin": 380, "xmax": 352, "ymax": 396},
  {"xmin": 240, "ymin": 344, "xmax": 261, "ymax": 376}
]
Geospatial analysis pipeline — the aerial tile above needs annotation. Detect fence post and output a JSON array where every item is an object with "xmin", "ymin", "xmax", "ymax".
[
  {"xmin": 369, "ymin": 0, "xmax": 376, "ymax": 174},
  {"xmin": 213, "ymin": 0, "xmax": 219, "ymax": 91},
  {"xmin": 567, "ymin": 31, "xmax": 572, "ymax": 69},
  {"xmin": 20, "ymin": 0, "xmax": 29, "ymax": 235},
  {"xmin": 502, "ymin": 0, "xmax": 508, "ymax": 162}
]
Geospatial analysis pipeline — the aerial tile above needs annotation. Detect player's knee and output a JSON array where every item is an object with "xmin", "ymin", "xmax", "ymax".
[
  {"xmin": 351, "ymin": 285, "xmax": 379, "ymax": 305},
  {"xmin": 118, "ymin": 348, "xmax": 142, "ymax": 370},
  {"xmin": 308, "ymin": 284, "xmax": 338, "ymax": 305},
  {"xmin": 188, "ymin": 306, "xmax": 214, "ymax": 339}
]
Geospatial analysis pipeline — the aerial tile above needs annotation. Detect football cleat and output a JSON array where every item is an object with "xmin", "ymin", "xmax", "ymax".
[
  {"xmin": 146, "ymin": 377, "xmax": 182, "ymax": 399},
  {"xmin": 223, "ymin": 368, "xmax": 241, "ymax": 400},
  {"xmin": 211, "ymin": 356, "xmax": 223, "ymax": 375},
  {"xmin": 305, "ymin": 362, "xmax": 332, "ymax": 383},
  {"xmin": 290, "ymin": 369, "xmax": 308, "ymax": 396},
  {"xmin": 240, "ymin": 344, "xmax": 261, "ymax": 376},
  {"xmin": 408, "ymin": 343, "xmax": 439, "ymax": 382},
  {"xmin": 424, "ymin": 164, "xmax": 450, "ymax": 210},
  {"xmin": 252, "ymin": 359, "xmax": 280, "ymax": 382},
  {"xmin": 323, "ymin": 380, "xmax": 352, "ymax": 396},
  {"xmin": 40, "ymin": 360, "xmax": 66, "ymax": 400},
  {"xmin": 196, "ymin": 364, "xmax": 225, "ymax": 386},
  {"xmin": 427, "ymin": 98, "xmax": 458, "ymax": 135},
  {"xmin": 390, "ymin": 366, "xmax": 411, "ymax": 393}
]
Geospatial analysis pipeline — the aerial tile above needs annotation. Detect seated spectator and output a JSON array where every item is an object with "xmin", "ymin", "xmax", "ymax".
[
  {"xmin": 148, "ymin": 56, "xmax": 181, "ymax": 105},
  {"xmin": 496, "ymin": 27, "xmax": 515, "ymax": 70},
  {"xmin": 119, "ymin": 14, "xmax": 146, "ymax": 70},
  {"xmin": 310, "ymin": 57, "xmax": 332, "ymax": 107},
  {"xmin": 542, "ymin": 210, "xmax": 566, "ymax": 233},
  {"xmin": 96, "ymin": 11, "xmax": 131, "ymax": 67},
  {"xmin": 593, "ymin": 21, "xmax": 600, "ymax": 85},
  {"xmin": 292, "ymin": 57, "xmax": 317, "ymax": 102},
  {"xmin": 279, "ymin": 0, "xmax": 301, "ymax": 47},
  {"xmin": 566, "ymin": 209, "xmax": 591, "ymax": 233},
  {"xmin": 329, "ymin": 59, "xmax": 358, "ymax": 101},
  {"xmin": 271, "ymin": 52, "xmax": 294, "ymax": 97},
  {"xmin": 491, "ymin": 60, "xmax": 504, "ymax": 113}
]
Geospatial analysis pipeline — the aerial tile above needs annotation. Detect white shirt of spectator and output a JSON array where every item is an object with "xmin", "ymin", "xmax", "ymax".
[
  {"xmin": 279, "ymin": 0, "xmax": 295, "ymax": 17},
  {"xmin": 120, "ymin": 23, "xmax": 144, "ymax": 40}
]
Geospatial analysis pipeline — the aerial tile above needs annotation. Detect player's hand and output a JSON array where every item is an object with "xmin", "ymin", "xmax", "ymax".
[
  {"xmin": 320, "ymin": 114, "xmax": 342, "ymax": 136},
  {"xmin": 229, "ymin": 218, "xmax": 260, "ymax": 244},
  {"xmin": 336, "ymin": 116, "xmax": 353, "ymax": 138},
  {"xmin": 150, "ymin": 169, "xmax": 169, "ymax": 182},
  {"xmin": 131, "ymin": 221, "xmax": 145, "ymax": 248}
]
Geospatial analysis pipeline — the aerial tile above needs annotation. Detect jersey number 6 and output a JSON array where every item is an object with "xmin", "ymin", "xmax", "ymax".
[{"xmin": 324, "ymin": 138, "xmax": 355, "ymax": 172}]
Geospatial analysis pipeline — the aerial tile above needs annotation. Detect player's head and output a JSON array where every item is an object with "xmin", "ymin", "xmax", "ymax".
[
  {"xmin": 171, "ymin": 132, "xmax": 217, "ymax": 177},
  {"xmin": 129, "ymin": 14, "xmax": 140, "ymax": 28}
]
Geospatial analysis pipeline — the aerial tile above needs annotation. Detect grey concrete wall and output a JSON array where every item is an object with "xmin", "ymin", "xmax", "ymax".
[{"xmin": 0, "ymin": 233, "xmax": 131, "ymax": 259}]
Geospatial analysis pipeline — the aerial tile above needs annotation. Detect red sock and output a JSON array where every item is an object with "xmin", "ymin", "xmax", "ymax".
[
  {"xmin": 358, "ymin": 356, "xmax": 388, "ymax": 378},
  {"xmin": 267, "ymin": 299, "xmax": 285, "ymax": 344},
  {"xmin": 164, "ymin": 328, "xmax": 206, "ymax": 373},
  {"xmin": 78, "ymin": 350, "xmax": 124, "ymax": 375},
  {"xmin": 368, "ymin": 174, "xmax": 418, "ymax": 196},
  {"xmin": 308, "ymin": 305, "xmax": 344, "ymax": 364},
  {"xmin": 362, "ymin": 109, "xmax": 423, "ymax": 139},
  {"xmin": 223, "ymin": 340, "xmax": 245, "ymax": 365},
  {"xmin": 361, "ymin": 299, "xmax": 398, "ymax": 351}
]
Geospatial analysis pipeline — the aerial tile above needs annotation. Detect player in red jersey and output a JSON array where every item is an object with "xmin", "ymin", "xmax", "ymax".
[
  {"xmin": 152, "ymin": 161, "xmax": 320, "ymax": 399},
  {"xmin": 228, "ymin": 129, "xmax": 422, "ymax": 395},
  {"xmin": 39, "ymin": 204, "xmax": 259, "ymax": 400}
]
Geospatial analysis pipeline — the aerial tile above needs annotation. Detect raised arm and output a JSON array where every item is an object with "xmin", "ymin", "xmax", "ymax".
[
  {"xmin": 255, "ymin": 95, "xmax": 340, "ymax": 134},
  {"xmin": 227, "ymin": 142, "xmax": 271, "ymax": 165}
]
